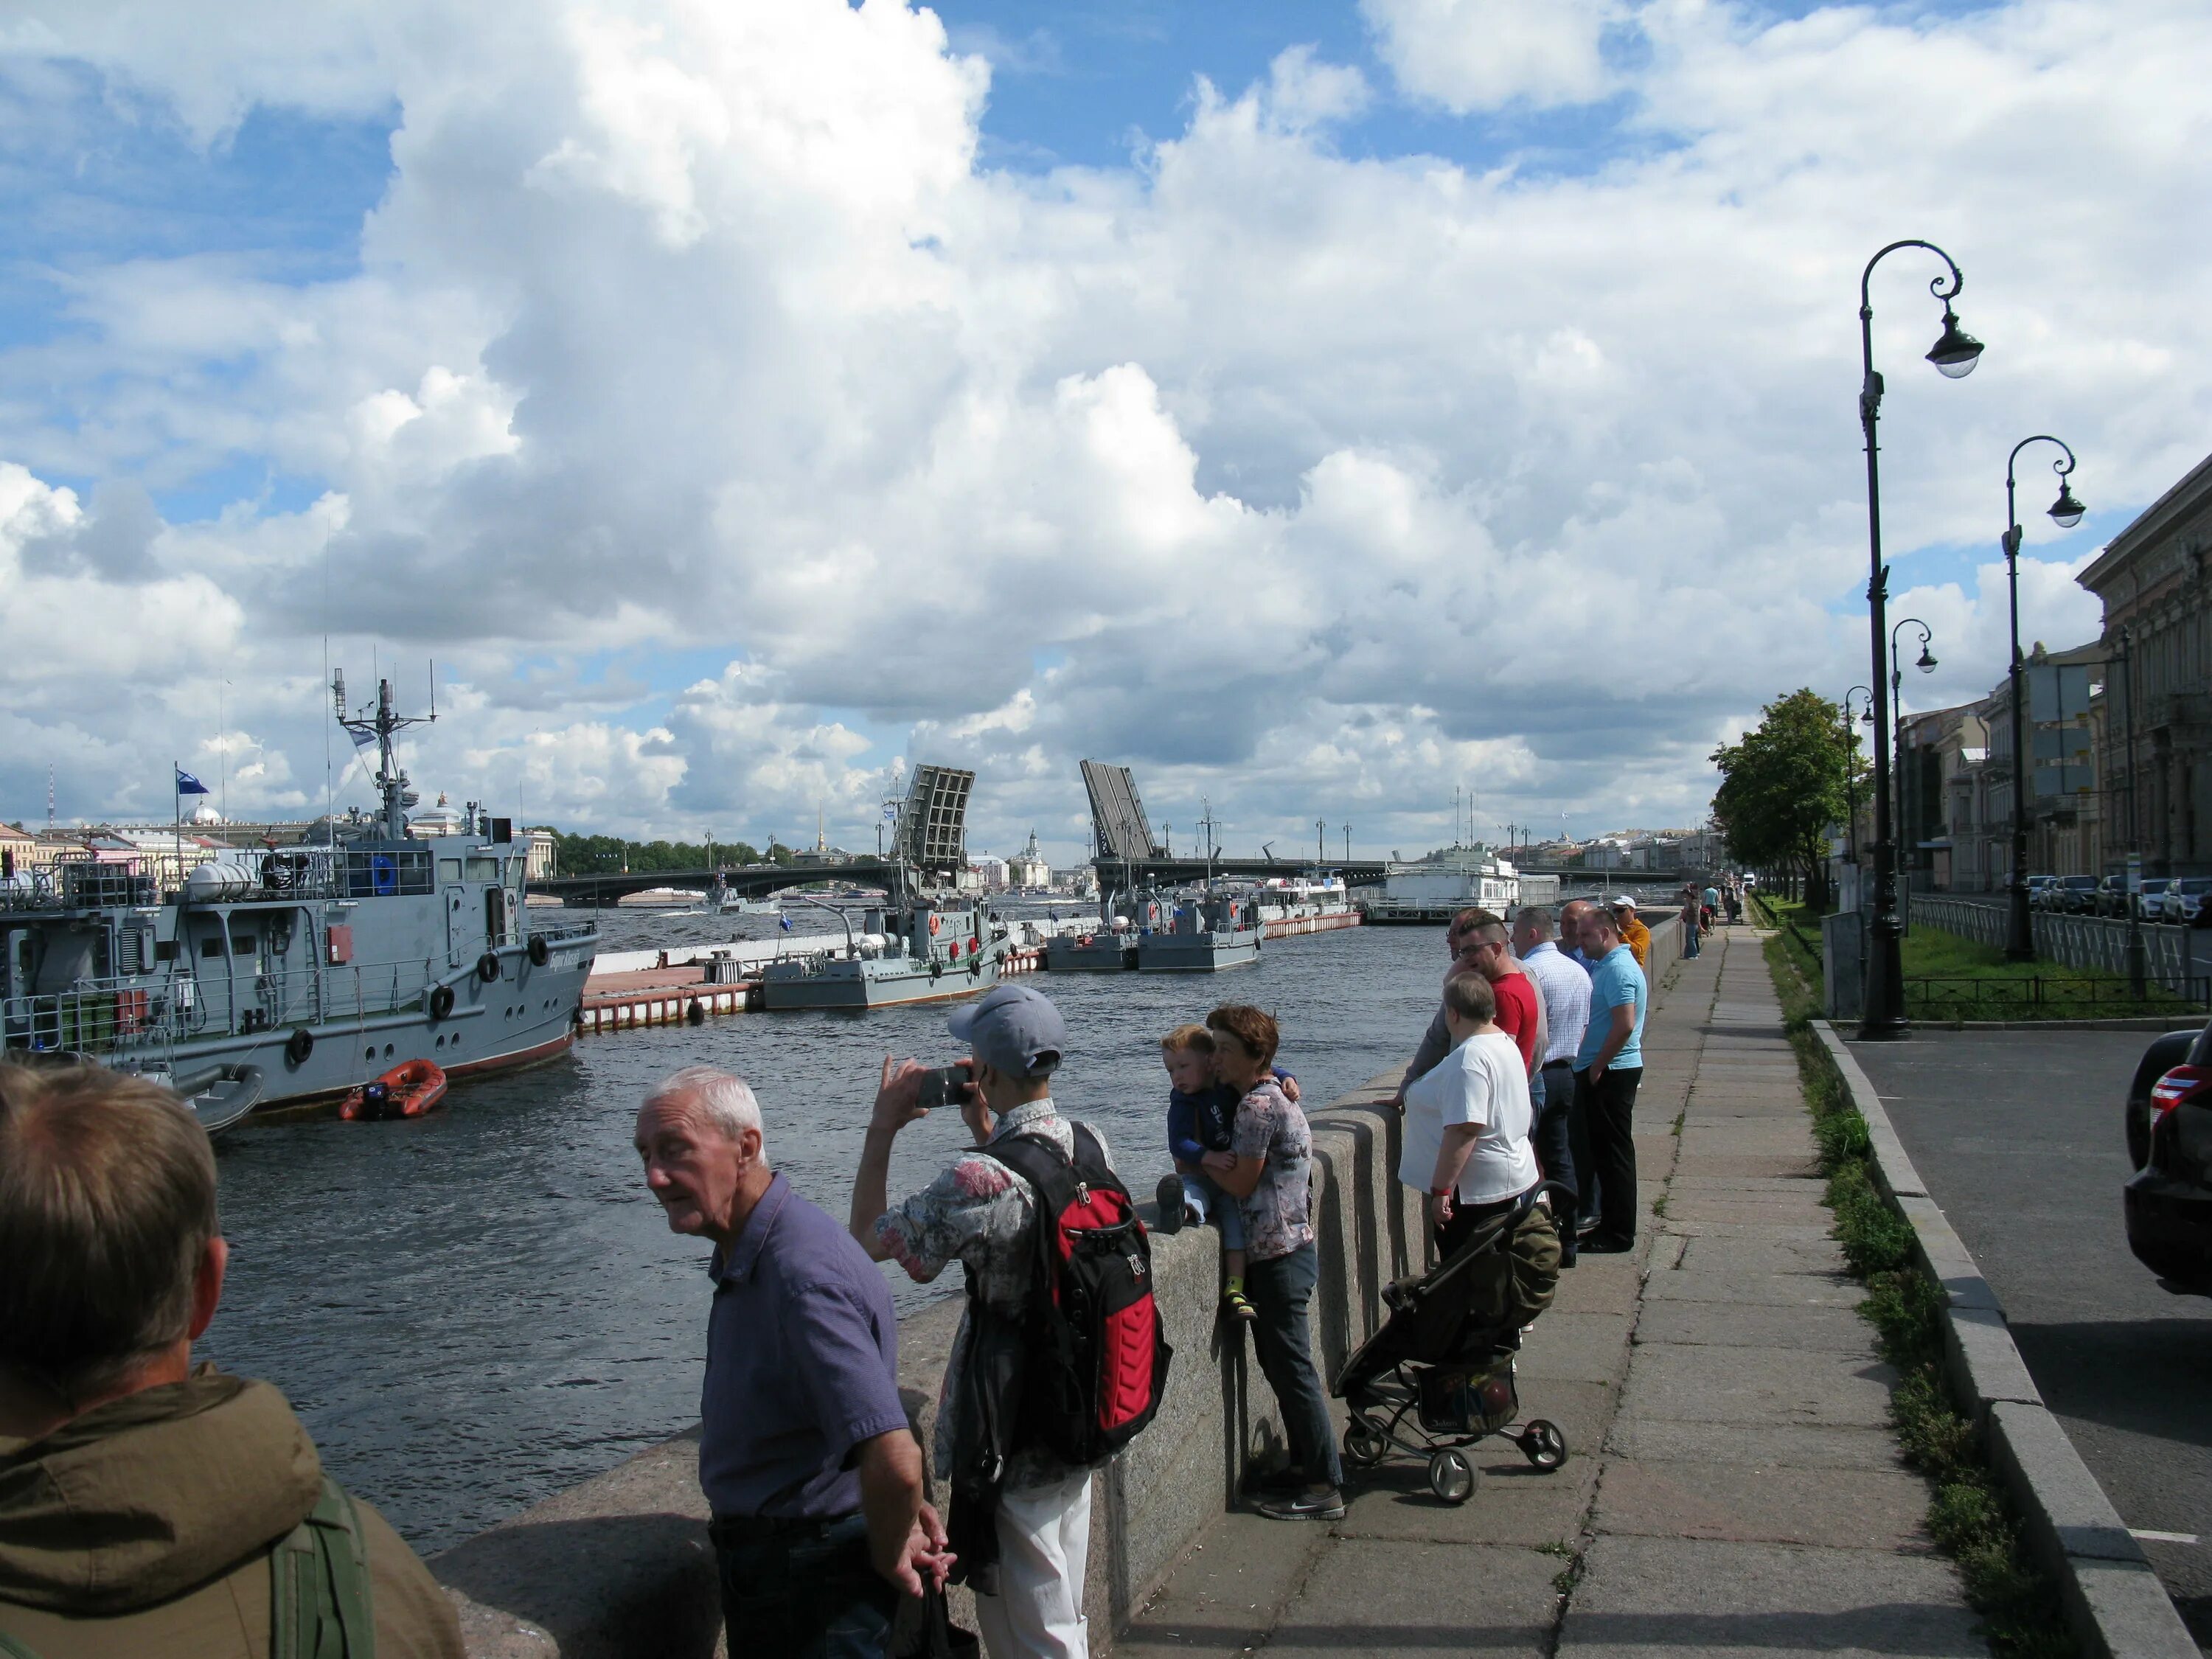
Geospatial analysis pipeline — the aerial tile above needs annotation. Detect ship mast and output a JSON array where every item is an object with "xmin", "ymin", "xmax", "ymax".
[{"xmin": 333, "ymin": 671, "xmax": 437, "ymax": 838}]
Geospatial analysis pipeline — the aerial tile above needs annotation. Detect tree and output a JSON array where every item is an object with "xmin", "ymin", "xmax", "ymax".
[{"xmin": 1710, "ymin": 689, "xmax": 1863, "ymax": 909}]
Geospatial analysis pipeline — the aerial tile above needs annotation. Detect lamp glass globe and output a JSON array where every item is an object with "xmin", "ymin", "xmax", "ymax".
[{"xmin": 2048, "ymin": 484, "xmax": 2086, "ymax": 529}]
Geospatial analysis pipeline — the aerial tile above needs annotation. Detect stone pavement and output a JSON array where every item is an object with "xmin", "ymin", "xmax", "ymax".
[{"xmin": 1116, "ymin": 926, "xmax": 1991, "ymax": 1659}]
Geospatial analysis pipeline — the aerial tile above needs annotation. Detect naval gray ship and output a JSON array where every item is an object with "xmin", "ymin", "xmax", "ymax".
[
  {"xmin": 759, "ymin": 764, "xmax": 1007, "ymax": 1011},
  {"xmin": 0, "ymin": 675, "xmax": 597, "ymax": 1131},
  {"xmin": 1135, "ymin": 886, "xmax": 1263, "ymax": 973},
  {"xmin": 1043, "ymin": 886, "xmax": 1161, "ymax": 972}
]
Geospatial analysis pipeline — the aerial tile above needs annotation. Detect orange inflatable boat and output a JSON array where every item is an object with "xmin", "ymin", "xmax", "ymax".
[{"xmin": 340, "ymin": 1058, "xmax": 448, "ymax": 1121}]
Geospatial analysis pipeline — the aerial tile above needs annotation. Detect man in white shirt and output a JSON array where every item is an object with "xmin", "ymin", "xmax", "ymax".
[
  {"xmin": 1394, "ymin": 971, "xmax": 1561, "ymax": 1346},
  {"xmin": 1511, "ymin": 905, "xmax": 1591, "ymax": 1267}
]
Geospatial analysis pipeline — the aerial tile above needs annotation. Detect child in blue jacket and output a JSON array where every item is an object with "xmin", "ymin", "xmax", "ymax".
[{"xmin": 1155, "ymin": 1023, "xmax": 1298, "ymax": 1323}]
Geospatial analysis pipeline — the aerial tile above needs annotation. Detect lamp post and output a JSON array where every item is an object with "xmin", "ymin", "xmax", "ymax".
[
  {"xmin": 2000, "ymin": 436, "xmax": 2086, "ymax": 961},
  {"xmin": 1857, "ymin": 240, "xmax": 1984, "ymax": 1038},
  {"xmin": 1888, "ymin": 618, "xmax": 1937, "ymax": 913},
  {"xmin": 1843, "ymin": 686, "xmax": 1874, "ymax": 871},
  {"xmin": 2116, "ymin": 626, "xmax": 2146, "ymax": 995}
]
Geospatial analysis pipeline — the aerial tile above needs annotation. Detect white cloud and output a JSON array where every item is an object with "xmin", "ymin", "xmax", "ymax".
[
  {"xmin": 1361, "ymin": 0, "xmax": 1617, "ymax": 112},
  {"xmin": 1, "ymin": 0, "xmax": 2206, "ymax": 859}
]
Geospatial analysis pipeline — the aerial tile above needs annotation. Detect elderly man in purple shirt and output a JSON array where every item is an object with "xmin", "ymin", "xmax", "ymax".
[{"xmin": 635, "ymin": 1065, "xmax": 951, "ymax": 1659}]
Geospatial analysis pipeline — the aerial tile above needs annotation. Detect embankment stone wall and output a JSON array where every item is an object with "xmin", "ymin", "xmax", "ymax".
[{"xmin": 434, "ymin": 912, "xmax": 1680, "ymax": 1658}]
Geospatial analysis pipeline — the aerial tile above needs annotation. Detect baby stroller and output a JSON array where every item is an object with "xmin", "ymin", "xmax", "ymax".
[{"xmin": 1332, "ymin": 1183, "xmax": 1572, "ymax": 1506}]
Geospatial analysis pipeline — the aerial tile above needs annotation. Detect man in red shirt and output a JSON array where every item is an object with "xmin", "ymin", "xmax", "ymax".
[{"xmin": 1394, "ymin": 908, "xmax": 1546, "ymax": 1099}]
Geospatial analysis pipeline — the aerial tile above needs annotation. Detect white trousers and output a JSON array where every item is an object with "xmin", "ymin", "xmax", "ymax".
[{"xmin": 973, "ymin": 1470, "xmax": 1093, "ymax": 1659}]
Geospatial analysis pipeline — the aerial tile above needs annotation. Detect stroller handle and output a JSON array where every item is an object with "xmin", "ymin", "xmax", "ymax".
[{"xmin": 1391, "ymin": 1180, "xmax": 1576, "ymax": 1309}]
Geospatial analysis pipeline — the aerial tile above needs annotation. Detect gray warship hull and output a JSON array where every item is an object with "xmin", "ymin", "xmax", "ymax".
[
  {"xmin": 1044, "ymin": 933, "xmax": 1135, "ymax": 971},
  {"xmin": 1, "ymin": 678, "xmax": 597, "ymax": 1129},
  {"xmin": 1135, "ymin": 888, "xmax": 1264, "ymax": 973},
  {"xmin": 760, "ymin": 897, "xmax": 1003, "ymax": 1012}
]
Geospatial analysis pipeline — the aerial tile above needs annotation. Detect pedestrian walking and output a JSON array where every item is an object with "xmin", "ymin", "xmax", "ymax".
[
  {"xmin": 853, "ymin": 984, "xmax": 1161, "ymax": 1659},
  {"xmin": 636, "ymin": 1066, "xmax": 947, "ymax": 1659},
  {"xmin": 1512, "ymin": 904, "xmax": 1592, "ymax": 1267},
  {"xmin": 0, "ymin": 1065, "xmax": 465, "ymax": 1659},
  {"xmin": 1678, "ymin": 883, "xmax": 1702, "ymax": 959},
  {"xmin": 1573, "ymin": 908, "xmax": 1649, "ymax": 1254},
  {"xmin": 1202, "ymin": 1004, "xmax": 1345, "ymax": 1522}
]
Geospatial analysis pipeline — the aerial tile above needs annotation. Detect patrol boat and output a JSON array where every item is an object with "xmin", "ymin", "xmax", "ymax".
[
  {"xmin": 0, "ymin": 675, "xmax": 597, "ymax": 1132},
  {"xmin": 759, "ymin": 765, "xmax": 1008, "ymax": 1010},
  {"xmin": 1043, "ymin": 886, "xmax": 1162, "ymax": 972},
  {"xmin": 1135, "ymin": 886, "xmax": 1262, "ymax": 973}
]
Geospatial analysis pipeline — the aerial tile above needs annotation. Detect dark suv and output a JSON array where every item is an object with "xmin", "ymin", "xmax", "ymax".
[{"xmin": 2124, "ymin": 1015, "xmax": 2212, "ymax": 1295}]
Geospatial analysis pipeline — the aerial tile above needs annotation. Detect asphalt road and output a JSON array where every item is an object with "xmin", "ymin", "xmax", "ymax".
[{"xmin": 1848, "ymin": 1029, "xmax": 2212, "ymax": 1652}]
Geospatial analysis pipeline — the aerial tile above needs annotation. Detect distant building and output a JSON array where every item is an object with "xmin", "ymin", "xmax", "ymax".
[
  {"xmin": 409, "ymin": 793, "xmax": 467, "ymax": 837},
  {"xmin": 1007, "ymin": 830, "xmax": 1050, "ymax": 889},
  {"xmin": 2076, "ymin": 448, "xmax": 2212, "ymax": 877},
  {"xmin": 526, "ymin": 827, "xmax": 558, "ymax": 880},
  {"xmin": 966, "ymin": 853, "xmax": 1010, "ymax": 890}
]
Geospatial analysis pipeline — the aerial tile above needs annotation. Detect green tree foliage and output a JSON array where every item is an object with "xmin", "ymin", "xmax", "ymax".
[
  {"xmin": 1711, "ymin": 689, "xmax": 1865, "ymax": 908},
  {"xmin": 551, "ymin": 832, "xmax": 782, "ymax": 874}
]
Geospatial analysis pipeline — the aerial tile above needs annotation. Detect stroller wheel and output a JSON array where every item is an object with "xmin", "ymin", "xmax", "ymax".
[
  {"xmin": 1426, "ymin": 1447, "xmax": 1476, "ymax": 1506},
  {"xmin": 1342, "ymin": 1423, "xmax": 1388, "ymax": 1468},
  {"xmin": 1520, "ymin": 1420, "xmax": 1568, "ymax": 1471}
]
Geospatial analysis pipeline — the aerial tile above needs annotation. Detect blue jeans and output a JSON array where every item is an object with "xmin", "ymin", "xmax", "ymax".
[
  {"xmin": 1179, "ymin": 1171, "xmax": 1247, "ymax": 1251},
  {"xmin": 712, "ymin": 1513, "xmax": 895, "ymax": 1659},
  {"xmin": 1245, "ymin": 1242, "xmax": 1343, "ymax": 1489}
]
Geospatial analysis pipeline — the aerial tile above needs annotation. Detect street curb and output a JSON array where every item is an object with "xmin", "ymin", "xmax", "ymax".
[{"xmin": 1812, "ymin": 1021, "xmax": 2197, "ymax": 1659}]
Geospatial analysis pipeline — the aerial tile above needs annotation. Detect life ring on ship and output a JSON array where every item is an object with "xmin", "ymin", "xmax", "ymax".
[
  {"xmin": 477, "ymin": 952, "xmax": 501, "ymax": 984},
  {"xmin": 429, "ymin": 984, "xmax": 456, "ymax": 1020},
  {"xmin": 285, "ymin": 1027, "xmax": 315, "ymax": 1068},
  {"xmin": 928, "ymin": 914, "xmax": 941, "ymax": 937},
  {"xmin": 527, "ymin": 935, "xmax": 551, "ymax": 967}
]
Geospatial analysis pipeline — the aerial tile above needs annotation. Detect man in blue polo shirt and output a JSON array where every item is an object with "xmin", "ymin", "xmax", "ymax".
[
  {"xmin": 635, "ymin": 1065, "xmax": 951, "ymax": 1658},
  {"xmin": 1572, "ymin": 907, "xmax": 1647, "ymax": 1255}
]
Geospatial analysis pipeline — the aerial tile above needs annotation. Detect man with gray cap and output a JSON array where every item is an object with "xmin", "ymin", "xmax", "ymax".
[{"xmin": 851, "ymin": 984, "xmax": 1119, "ymax": 1659}]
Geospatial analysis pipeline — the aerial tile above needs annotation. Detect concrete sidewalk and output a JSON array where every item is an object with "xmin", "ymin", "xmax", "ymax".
[{"xmin": 1117, "ymin": 926, "xmax": 1991, "ymax": 1659}]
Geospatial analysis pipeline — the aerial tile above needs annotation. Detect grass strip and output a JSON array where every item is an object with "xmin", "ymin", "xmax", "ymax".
[{"xmin": 1752, "ymin": 902, "xmax": 2074, "ymax": 1659}]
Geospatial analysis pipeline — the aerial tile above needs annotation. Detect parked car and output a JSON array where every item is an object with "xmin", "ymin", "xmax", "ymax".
[
  {"xmin": 2124, "ymin": 1015, "xmax": 2212, "ymax": 1295},
  {"xmin": 2053, "ymin": 874, "xmax": 2101, "ymax": 914},
  {"xmin": 2164, "ymin": 877, "xmax": 2212, "ymax": 927},
  {"xmin": 2095, "ymin": 874, "xmax": 2130, "ymax": 917},
  {"xmin": 2026, "ymin": 874, "xmax": 2061, "ymax": 910},
  {"xmin": 2134, "ymin": 877, "xmax": 2173, "ymax": 921}
]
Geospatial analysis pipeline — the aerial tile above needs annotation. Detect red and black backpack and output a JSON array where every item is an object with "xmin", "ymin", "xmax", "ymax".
[{"xmin": 989, "ymin": 1126, "xmax": 1172, "ymax": 1466}]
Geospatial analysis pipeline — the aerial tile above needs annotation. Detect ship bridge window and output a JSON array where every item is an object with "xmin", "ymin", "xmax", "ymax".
[
  {"xmin": 200, "ymin": 936, "xmax": 223, "ymax": 959},
  {"xmin": 439, "ymin": 860, "xmax": 463, "ymax": 885},
  {"xmin": 233, "ymin": 933, "xmax": 257, "ymax": 955},
  {"xmin": 466, "ymin": 858, "xmax": 499, "ymax": 882}
]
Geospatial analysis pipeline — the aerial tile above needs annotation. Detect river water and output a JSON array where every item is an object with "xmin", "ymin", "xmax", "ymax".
[{"xmin": 198, "ymin": 905, "xmax": 1495, "ymax": 1551}]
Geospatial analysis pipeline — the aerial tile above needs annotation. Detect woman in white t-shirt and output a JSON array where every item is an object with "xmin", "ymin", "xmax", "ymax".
[{"xmin": 1400, "ymin": 970, "xmax": 1541, "ymax": 1247}]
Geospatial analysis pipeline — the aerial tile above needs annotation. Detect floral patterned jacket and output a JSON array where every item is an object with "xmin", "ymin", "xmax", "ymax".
[
  {"xmin": 875, "ymin": 1097, "xmax": 1116, "ymax": 1489},
  {"xmin": 1231, "ymin": 1077, "xmax": 1315, "ymax": 1263}
]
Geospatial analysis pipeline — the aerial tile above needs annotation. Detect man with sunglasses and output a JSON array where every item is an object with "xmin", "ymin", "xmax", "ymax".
[{"xmin": 1394, "ymin": 908, "xmax": 1544, "ymax": 1104}]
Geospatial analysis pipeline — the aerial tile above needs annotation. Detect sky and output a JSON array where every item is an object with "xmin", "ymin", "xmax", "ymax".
[{"xmin": 2, "ymin": 0, "xmax": 2206, "ymax": 866}]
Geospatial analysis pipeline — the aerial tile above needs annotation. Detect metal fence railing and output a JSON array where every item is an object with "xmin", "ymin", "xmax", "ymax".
[
  {"xmin": 1902, "ymin": 974, "xmax": 2211, "ymax": 1022},
  {"xmin": 1905, "ymin": 892, "xmax": 2208, "ymax": 998}
]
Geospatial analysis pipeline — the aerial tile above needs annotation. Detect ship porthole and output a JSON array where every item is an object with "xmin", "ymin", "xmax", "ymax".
[
  {"xmin": 364, "ymin": 1047, "xmax": 375, "ymax": 1062},
  {"xmin": 383, "ymin": 1043, "xmax": 394, "ymax": 1058}
]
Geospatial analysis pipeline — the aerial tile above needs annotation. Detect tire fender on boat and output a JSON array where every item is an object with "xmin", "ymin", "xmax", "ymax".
[
  {"xmin": 284, "ymin": 1027, "xmax": 314, "ymax": 1067},
  {"xmin": 429, "ymin": 984, "xmax": 456, "ymax": 1020},
  {"xmin": 527, "ymin": 934, "xmax": 551, "ymax": 967},
  {"xmin": 477, "ymin": 951, "xmax": 501, "ymax": 983}
]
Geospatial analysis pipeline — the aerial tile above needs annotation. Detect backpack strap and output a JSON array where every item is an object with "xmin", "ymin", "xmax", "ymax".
[{"xmin": 271, "ymin": 1475, "xmax": 377, "ymax": 1659}]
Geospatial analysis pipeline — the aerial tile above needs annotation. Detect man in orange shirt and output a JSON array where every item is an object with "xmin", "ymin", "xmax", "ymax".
[{"xmin": 1610, "ymin": 896, "xmax": 1650, "ymax": 969}]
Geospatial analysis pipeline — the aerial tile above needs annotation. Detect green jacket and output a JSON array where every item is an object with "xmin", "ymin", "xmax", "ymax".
[{"xmin": 0, "ymin": 1370, "xmax": 463, "ymax": 1659}]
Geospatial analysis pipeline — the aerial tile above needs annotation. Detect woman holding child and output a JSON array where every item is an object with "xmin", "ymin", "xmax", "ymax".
[{"xmin": 1157, "ymin": 1006, "xmax": 1344, "ymax": 1523}]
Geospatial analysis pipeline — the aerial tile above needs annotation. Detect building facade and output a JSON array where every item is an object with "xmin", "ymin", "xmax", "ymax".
[{"xmin": 2076, "ymin": 449, "xmax": 2212, "ymax": 877}]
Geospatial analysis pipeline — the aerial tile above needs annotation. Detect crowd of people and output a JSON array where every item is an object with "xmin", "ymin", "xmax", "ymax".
[{"xmin": 0, "ymin": 888, "xmax": 1697, "ymax": 1659}]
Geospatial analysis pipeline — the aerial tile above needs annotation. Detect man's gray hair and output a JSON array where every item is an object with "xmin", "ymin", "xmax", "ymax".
[
  {"xmin": 1517, "ymin": 905, "xmax": 1555, "ymax": 939},
  {"xmin": 644, "ymin": 1066, "xmax": 764, "ymax": 1144}
]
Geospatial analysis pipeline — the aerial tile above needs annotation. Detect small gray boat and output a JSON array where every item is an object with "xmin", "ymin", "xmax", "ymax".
[
  {"xmin": 0, "ymin": 675, "xmax": 597, "ymax": 1129},
  {"xmin": 1044, "ymin": 887, "xmax": 1161, "ymax": 972},
  {"xmin": 1135, "ymin": 887, "xmax": 1263, "ymax": 973},
  {"xmin": 759, "ymin": 765, "xmax": 1007, "ymax": 1012}
]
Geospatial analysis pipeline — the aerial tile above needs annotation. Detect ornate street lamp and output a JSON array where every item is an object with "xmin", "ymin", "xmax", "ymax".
[
  {"xmin": 1843, "ymin": 686, "xmax": 1874, "ymax": 867},
  {"xmin": 2000, "ymin": 436, "xmax": 2084, "ymax": 961},
  {"xmin": 1857, "ymin": 240, "xmax": 1983, "ymax": 1039},
  {"xmin": 1889, "ymin": 618, "xmax": 1936, "ymax": 896}
]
